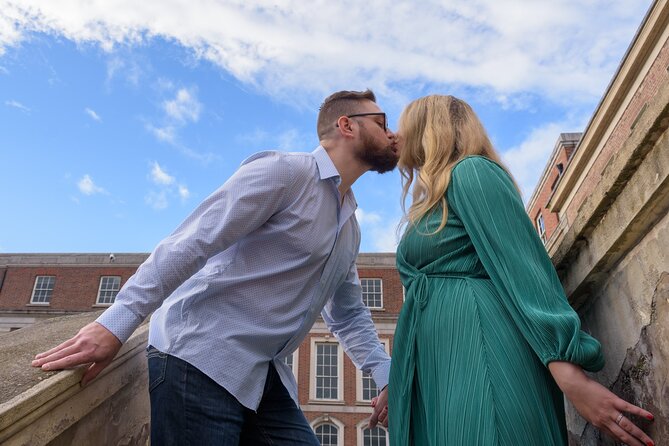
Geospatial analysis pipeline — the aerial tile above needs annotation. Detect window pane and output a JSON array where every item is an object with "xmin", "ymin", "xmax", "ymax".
[
  {"xmin": 32, "ymin": 276, "xmax": 55, "ymax": 303},
  {"xmin": 97, "ymin": 276, "xmax": 121, "ymax": 304},
  {"xmin": 361, "ymin": 279, "xmax": 383, "ymax": 308},
  {"xmin": 363, "ymin": 427, "xmax": 387, "ymax": 446},
  {"xmin": 315, "ymin": 423, "xmax": 338, "ymax": 446},
  {"xmin": 315, "ymin": 343, "xmax": 338, "ymax": 400},
  {"xmin": 362, "ymin": 371, "xmax": 379, "ymax": 401}
]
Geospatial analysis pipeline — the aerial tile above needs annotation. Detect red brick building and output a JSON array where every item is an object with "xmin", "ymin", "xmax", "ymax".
[
  {"xmin": 525, "ymin": 132, "xmax": 580, "ymax": 246},
  {"xmin": 0, "ymin": 252, "xmax": 401, "ymax": 446}
]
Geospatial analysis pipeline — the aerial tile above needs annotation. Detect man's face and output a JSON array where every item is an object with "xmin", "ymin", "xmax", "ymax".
[{"xmin": 353, "ymin": 103, "xmax": 399, "ymax": 173}]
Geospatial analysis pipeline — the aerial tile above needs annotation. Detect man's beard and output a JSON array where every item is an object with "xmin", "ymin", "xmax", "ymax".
[{"xmin": 357, "ymin": 131, "xmax": 399, "ymax": 174}]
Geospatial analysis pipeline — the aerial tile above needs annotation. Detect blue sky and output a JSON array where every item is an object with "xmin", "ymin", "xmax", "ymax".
[{"xmin": 0, "ymin": 1, "xmax": 654, "ymax": 253}]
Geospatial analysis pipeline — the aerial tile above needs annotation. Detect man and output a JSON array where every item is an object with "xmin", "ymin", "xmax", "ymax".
[{"xmin": 33, "ymin": 90, "xmax": 395, "ymax": 444}]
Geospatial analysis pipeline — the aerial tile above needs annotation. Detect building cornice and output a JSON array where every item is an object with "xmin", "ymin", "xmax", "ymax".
[{"xmin": 548, "ymin": 0, "xmax": 669, "ymax": 213}]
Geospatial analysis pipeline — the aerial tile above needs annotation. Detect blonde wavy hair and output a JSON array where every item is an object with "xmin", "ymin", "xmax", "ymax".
[{"xmin": 398, "ymin": 95, "xmax": 512, "ymax": 234}]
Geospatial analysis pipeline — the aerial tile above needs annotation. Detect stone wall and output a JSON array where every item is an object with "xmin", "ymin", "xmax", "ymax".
[{"xmin": 0, "ymin": 312, "xmax": 149, "ymax": 446}]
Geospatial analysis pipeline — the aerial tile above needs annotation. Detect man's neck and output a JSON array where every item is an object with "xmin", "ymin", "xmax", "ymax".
[{"xmin": 320, "ymin": 143, "xmax": 368, "ymax": 197}]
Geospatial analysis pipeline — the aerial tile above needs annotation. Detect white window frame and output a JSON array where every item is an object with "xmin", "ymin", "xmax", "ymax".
[
  {"xmin": 356, "ymin": 340, "xmax": 390, "ymax": 403},
  {"xmin": 356, "ymin": 420, "xmax": 389, "ymax": 446},
  {"xmin": 311, "ymin": 415, "xmax": 344, "ymax": 446},
  {"xmin": 282, "ymin": 348, "xmax": 299, "ymax": 383},
  {"xmin": 310, "ymin": 337, "xmax": 344, "ymax": 403},
  {"xmin": 96, "ymin": 276, "xmax": 121, "ymax": 305},
  {"xmin": 30, "ymin": 276, "xmax": 55, "ymax": 305},
  {"xmin": 361, "ymin": 278, "xmax": 383, "ymax": 309},
  {"xmin": 536, "ymin": 213, "xmax": 546, "ymax": 243}
]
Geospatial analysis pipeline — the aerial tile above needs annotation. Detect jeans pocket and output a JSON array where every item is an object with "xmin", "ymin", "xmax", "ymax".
[{"xmin": 146, "ymin": 345, "xmax": 167, "ymax": 392}]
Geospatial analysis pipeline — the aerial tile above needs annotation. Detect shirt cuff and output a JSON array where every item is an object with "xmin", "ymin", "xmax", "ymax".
[
  {"xmin": 96, "ymin": 303, "xmax": 143, "ymax": 344},
  {"xmin": 372, "ymin": 359, "xmax": 391, "ymax": 390}
]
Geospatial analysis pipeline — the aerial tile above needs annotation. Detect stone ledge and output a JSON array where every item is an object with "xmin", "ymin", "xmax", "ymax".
[
  {"xmin": 0, "ymin": 312, "xmax": 149, "ymax": 445},
  {"xmin": 552, "ymin": 79, "xmax": 669, "ymax": 309}
]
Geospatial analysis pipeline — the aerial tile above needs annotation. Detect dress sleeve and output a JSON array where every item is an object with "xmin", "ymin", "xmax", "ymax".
[{"xmin": 448, "ymin": 156, "xmax": 604, "ymax": 372}]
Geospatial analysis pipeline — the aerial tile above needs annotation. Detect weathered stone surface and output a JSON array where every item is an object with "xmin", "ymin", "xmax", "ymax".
[
  {"xmin": 0, "ymin": 313, "xmax": 150, "ymax": 446},
  {"xmin": 578, "ymin": 273, "xmax": 669, "ymax": 444},
  {"xmin": 0, "ymin": 311, "xmax": 103, "ymax": 404}
]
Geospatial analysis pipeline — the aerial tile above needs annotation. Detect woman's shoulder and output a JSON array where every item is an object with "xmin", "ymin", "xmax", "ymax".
[
  {"xmin": 448, "ymin": 155, "xmax": 518, "ymax": 198},
  {"xmin": 452, "ymin": 155, "xmax": 506, "ymax": 175}
]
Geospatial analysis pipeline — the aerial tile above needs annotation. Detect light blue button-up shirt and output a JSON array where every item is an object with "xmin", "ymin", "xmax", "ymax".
[{"xmin": 97, "ymin": 146, "xmax": 391, "ymax": 410}]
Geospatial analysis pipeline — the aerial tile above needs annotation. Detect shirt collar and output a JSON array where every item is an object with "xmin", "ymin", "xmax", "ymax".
[{"xmin": 312, "ymin": 146, "xmax": 341, "ymax": 182}]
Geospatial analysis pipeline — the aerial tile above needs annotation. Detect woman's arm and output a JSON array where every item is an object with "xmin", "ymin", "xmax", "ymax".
[{"xmin": 548, "ymin": 361, "xmax": 654, "ymax": 446}]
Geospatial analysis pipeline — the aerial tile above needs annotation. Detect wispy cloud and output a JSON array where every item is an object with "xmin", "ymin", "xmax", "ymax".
[
  {"xmin": 145, "ymin": 190, "xmax": 168, "ymax": 210},
  {"xmin": 500, "ymin": 114, "xmax": 589, "ymax": 201},
  {"xmin": 150, "ymin": 162, "xmax": 175, "ymax": 185},
  {"xmin": 0, "ymin": 1, "xmax": 651, "ymax": 105},
  {"xmin": 5, "ymin": 99, "xmax": 30, "ymax": 113},
  {"xmin": 145, "ymin": 161, "xmax": 190, "ymax": 210},
  {"xmin": 356, "ymin": 208, "xmax": 401, "ymax": 252},
  {"xmin": 178, "ymin": 185, "xmax": 190, "ymax": 200},
  {"xmin": 163, "ymin": 88, "xmax": 201, "ymax": 123},
  {"xmin": 84, "ymin": 107, "xmax": 101, "ymax": 122},
  {"xmin": 146, "ymin": 124, "xmax": 176, "ymax": 144},
  {"xmin": 0, "ymin": 66, "xmax": 8, "ymax": 75},
  {"xmin": 77, "ymin": 174, "xmax": 108, "ymax": 196}
]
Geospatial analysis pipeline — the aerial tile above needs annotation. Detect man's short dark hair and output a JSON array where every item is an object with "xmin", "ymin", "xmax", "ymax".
[{"xmin": 317, "ymin": 89, "xmax": 376, "ymax": 139}]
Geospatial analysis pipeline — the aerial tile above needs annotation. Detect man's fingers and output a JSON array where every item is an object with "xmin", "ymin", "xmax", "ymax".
[
  {"xmin": 33, "ymin": 337, "xmax": 76, "ymax": 362},
  {"xmin": 32, "ymin": 343, "xmax": 86, "ymax": 368},
  {"xmin": 40, "ymin": 351, "xmax": 92, "ymax": 371},
  {"xmin": 81, "ymin": 361, "xmax": 110, "ymax": 387}
]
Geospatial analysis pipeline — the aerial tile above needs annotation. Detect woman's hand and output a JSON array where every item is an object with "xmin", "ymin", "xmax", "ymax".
[{"xmin": 548, "ymin": 361, "xmax": 654, "ymax": 446}]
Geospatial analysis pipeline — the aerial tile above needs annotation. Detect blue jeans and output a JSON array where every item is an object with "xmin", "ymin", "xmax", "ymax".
[{"xmin": 147, "ymin": 346, "xmax": 319, "ymax": 445}]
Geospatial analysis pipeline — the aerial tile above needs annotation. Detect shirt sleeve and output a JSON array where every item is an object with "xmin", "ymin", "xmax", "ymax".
[
  {"xmin": 97, "ymin": 152, "xmax": 296, "ymax": 343},
  {"xmin": 448, "ymin": 156, "xmax": 604, "ymax": 372},
  {"xmin": 321, "ymin": 256, "xmax": 392, "ymax": 390}
]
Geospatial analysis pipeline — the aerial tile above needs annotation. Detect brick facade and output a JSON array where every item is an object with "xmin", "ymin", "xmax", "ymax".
[
  {"xmin": 526, "ymin": 133, "xmax": 580, "ymax": 245},
  {"xmin": 562, "ymin": 35, "xmax": 669, "ymax": 225}
]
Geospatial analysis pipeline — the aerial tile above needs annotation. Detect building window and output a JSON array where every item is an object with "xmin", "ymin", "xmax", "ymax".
[
  {"xmin": 31, "ymin": 276, "xmax": 55, "ymax": 304},
  {"xmin": 282, "ymin": 349, "xmax": 299, "ymax": 382},
  {"xmin": 315, "ymin": 342, "xmax": 339, "ymax": 400},
  {"xmin": 536, "ymin": 214, "xmax": 546, "ymax": 244},
  {"xmin": 361, "ymin": 371, "xmax": 380, "ymax": 401},
  {"xmin": 362, "ymin": 427, "xmax": 388, "ymax": 446},
  {"xmin": 311, "ymin": 417, "xmax": 344, "ymax": 446},
  {"xmin": 315, "ymin": 423, "xmax": 339, "ymax": 446},
  {"xmin": 361, "ymin": 278, "xmax": 383, "ymax": 309},
  {"xmin": 97, "ymin": 276, "xmax": 121, "ymax": 305}
]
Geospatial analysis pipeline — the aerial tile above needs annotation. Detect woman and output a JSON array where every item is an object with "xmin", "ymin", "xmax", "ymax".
[{"xmin": 387, "ymin": 95, "xmax": 654, "ymax": 445}]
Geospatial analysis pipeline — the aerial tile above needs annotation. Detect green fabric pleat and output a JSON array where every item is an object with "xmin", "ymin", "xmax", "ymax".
[{"xmin": 389, "ymin": 156, "xmax": 604, "ymax": 446}]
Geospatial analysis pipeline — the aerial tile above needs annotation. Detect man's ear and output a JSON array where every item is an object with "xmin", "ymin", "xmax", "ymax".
[{"xmin": 336, "ymin": 116, "xmax": 355, "ymax": 137}]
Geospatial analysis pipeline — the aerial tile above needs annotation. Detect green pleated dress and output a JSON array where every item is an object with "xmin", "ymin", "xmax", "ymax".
[{"xmin": 388, "ymin": 156, "xmax": 605, "ymax": 446}]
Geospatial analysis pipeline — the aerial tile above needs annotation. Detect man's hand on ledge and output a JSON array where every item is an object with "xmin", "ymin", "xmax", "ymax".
[{"xmin": 31, "ymin": 322, "xmax": 122, "ymax": 386}]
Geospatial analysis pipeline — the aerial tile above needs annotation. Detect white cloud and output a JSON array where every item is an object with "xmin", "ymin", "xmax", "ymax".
[
  {"xmin": 500, "ymin": 114, "xmax": 588, "ymax": 201},
  {"xmin": 84, "ymin": 107, "xmax": 101, "ymax": 122},
  {"xmin": 145, "ymin": 190, "xmax": 168, "ymax": 210},
  {"xmin": 77, "ymin": 174, "xmax": 107, "ymax": 195},
  {"xmin": 356, "ymin": 207, "xmax": 402, "ymax": 252},
  {"xmin": 0, "ymin": 0, "xmax": 652, "ymax": 105},
  {"xmin": 150, "ymin": 161, "xmax": 175, "ymax": 185},
  {"xmin": 178, "ymin": 185, "xmax": 190, "ymax": 200},
  {"xmin": 163, "ymin": 88, "xmax": 201, "ymax": 123},
  {"xmin": 146, "ymin": 124, "xmax": 176, "ymax": 143},
  {"xmin": 145, "ymin": 162, "xmax": 190, "ymax": 209},
  {"xmin": 0, "ymin": 66, "xmax": 8, "ymax": 74},
  {"xmin": 5, "ymin": 99, "xmax": 30, "ymax": 112},
  {"xmin": 356, "ymin": 208, "xmax": 382, "ymax": 225}
]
